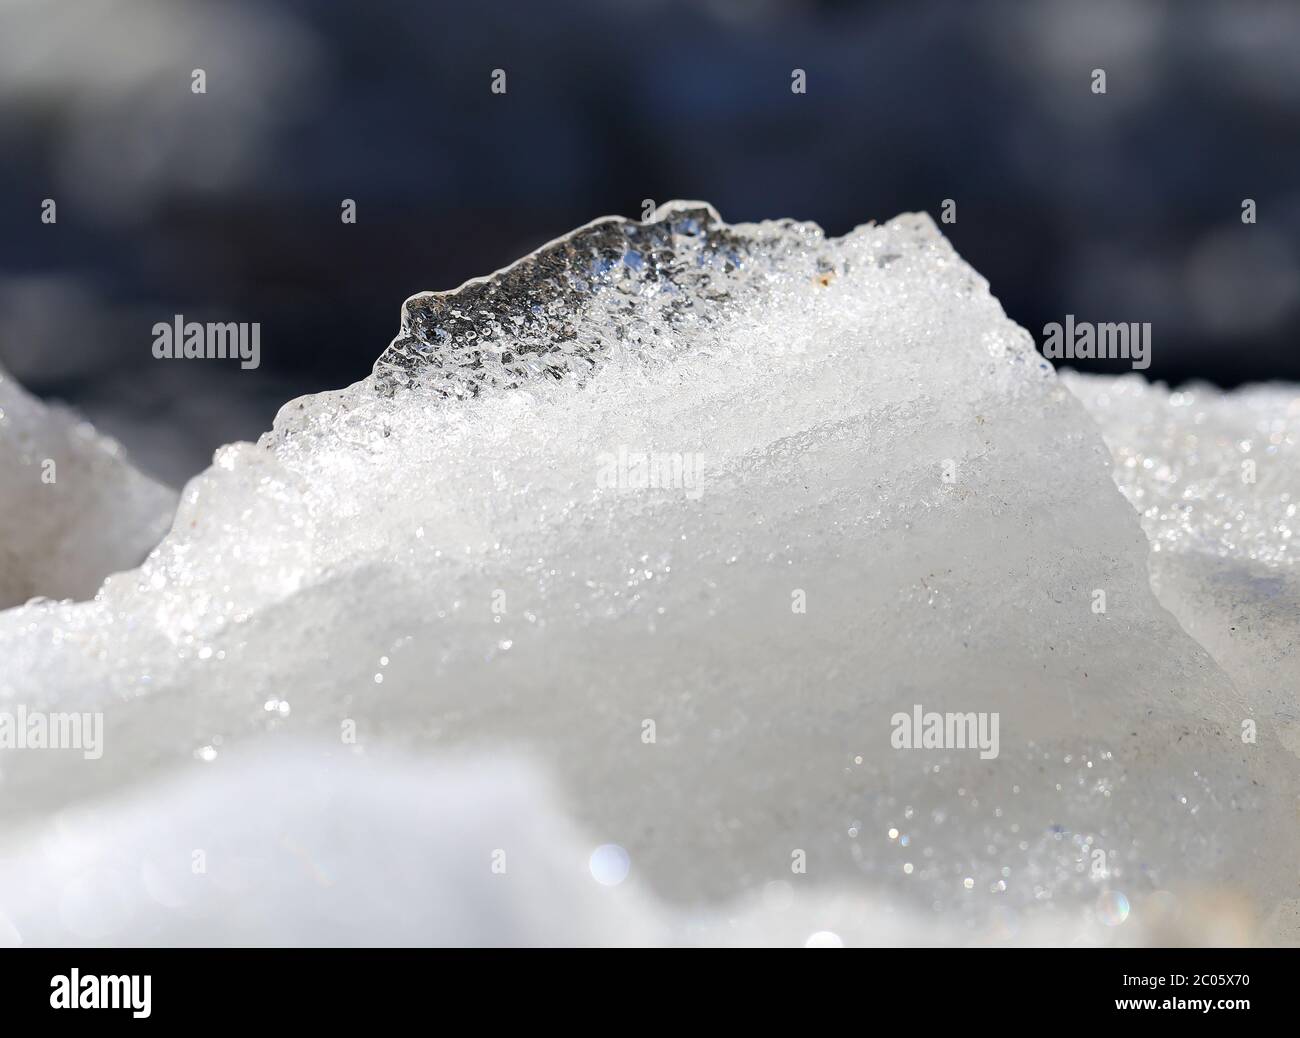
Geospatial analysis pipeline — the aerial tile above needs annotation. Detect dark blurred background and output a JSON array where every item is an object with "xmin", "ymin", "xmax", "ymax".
[{"xmin": 1, "ymin": 0, "xmax": 1297, "ymax": 485}]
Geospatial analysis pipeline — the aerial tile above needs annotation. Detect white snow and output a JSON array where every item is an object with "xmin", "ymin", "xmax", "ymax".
[{"xmin": 0, "ymin": 361, "xmax": 175, "ymax": 608}]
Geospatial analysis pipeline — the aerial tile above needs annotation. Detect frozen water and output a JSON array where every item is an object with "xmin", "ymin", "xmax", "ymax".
[
  {"xmin": 1066, "ymin": 372, "xmax": 1300, "ymax": 943},
  {"xmin": 1063, "ymin": 373, "xmax": 1300, "ymax": 567},
  {"xmin": 0, "ymin": 361, "xmax": 176, "ymax": 608},
  {"xmin": 0, "ymin": 745, "xmax": 1247, "ymax": 947},
  {"xmin": 1066, "ymin": 375, "xmax": 1300, "ymax": 757},
  {"xmin": 0, "ymin": 204, "xmax": 1295, "ymax": 945}
]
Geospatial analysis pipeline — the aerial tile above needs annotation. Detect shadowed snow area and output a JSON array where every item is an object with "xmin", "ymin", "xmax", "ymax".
[{"xmin": 0, "ymin": 363, "xmax": 176, "ymax": 608}]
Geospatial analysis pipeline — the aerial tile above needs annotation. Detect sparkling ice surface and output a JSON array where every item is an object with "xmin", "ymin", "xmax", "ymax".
[
  {"xmin": 1068, "ymin": 372, "xmax": 1300, "ymax": 845},
  {"xmin": 0, "ymin": 204, "xmax": 1295, "ymax": 945}
]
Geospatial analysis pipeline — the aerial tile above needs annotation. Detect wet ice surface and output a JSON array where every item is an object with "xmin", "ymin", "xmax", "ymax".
[
  {"xmin": 0, "ymin": 204, "xmax": 1296, "ymax": 945},
  {"xmin": 0, "ymin": 362, "xmax": 176, "ymax": 609}
]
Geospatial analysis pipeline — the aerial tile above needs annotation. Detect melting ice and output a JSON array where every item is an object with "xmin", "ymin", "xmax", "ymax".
[{"xmin": 0, "ymin": 203, "xmax": 1295, "ymax": 946}]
